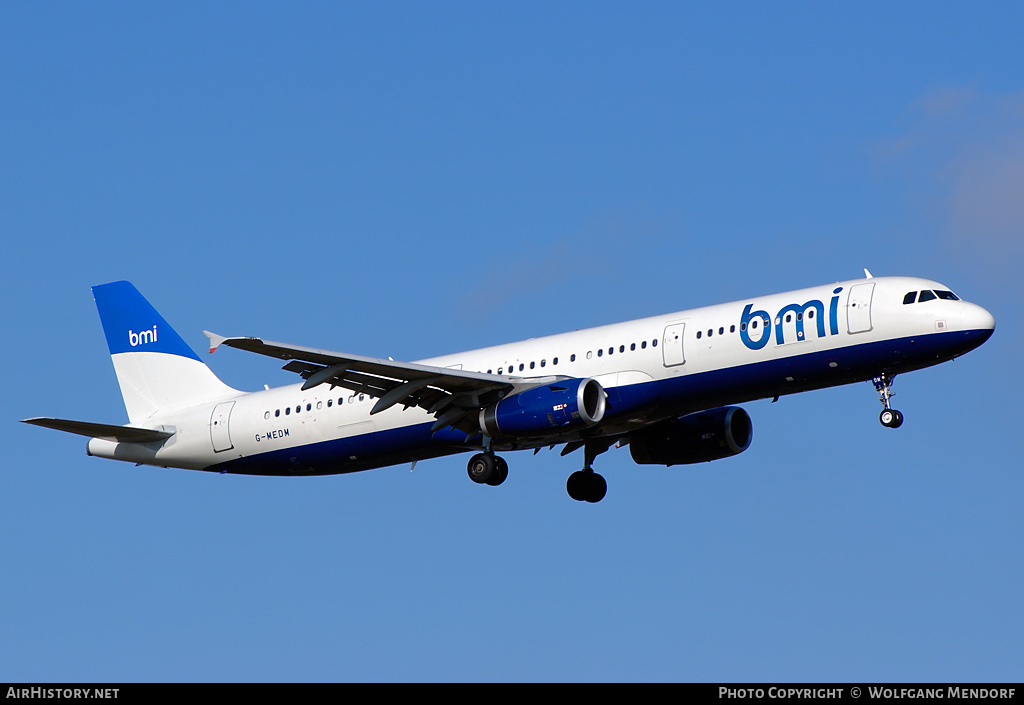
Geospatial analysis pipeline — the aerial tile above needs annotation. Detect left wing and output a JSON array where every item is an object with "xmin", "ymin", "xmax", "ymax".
[{"xmin": 204, "ymin": 332, "xmax": 546, "ymax": 435}]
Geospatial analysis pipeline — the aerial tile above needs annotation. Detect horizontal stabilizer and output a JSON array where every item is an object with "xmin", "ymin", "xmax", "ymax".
[{"xmin": 22, "ymin": 417, "xmax": 175, "ymax": 444}]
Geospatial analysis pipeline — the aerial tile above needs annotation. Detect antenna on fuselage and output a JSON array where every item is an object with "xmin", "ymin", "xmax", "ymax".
[{"xmin": 864, "ymin": 268, "xmax": 874, "ymax": 279}]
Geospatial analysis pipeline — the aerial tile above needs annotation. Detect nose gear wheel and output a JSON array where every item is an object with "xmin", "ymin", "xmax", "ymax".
[{"xmin": 873, "ymin": 373, "xmax": 904, "ymax": 428}]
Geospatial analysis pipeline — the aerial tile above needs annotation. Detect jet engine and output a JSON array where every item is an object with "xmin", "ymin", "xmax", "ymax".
[
  {"xmin": 629, "ymin": 406, "xmax": 752, "ymax": 465},
  {"xmin": 479, "ymin": 378, "xmax": 607, "ymax": 438}
]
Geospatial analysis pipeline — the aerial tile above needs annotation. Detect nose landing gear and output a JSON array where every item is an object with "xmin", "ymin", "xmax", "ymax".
[{"xmin": 873, "ymin": 373, "xmax": 904, "ymax": 428}]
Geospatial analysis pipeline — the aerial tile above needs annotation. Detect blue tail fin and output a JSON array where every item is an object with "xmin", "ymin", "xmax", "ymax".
[
  {"xmin": 93, "ymin": 281, "xmax": 203, "ymax": 360},
  {"xmin": 92, "ymin": 281, "xmax": 238, "ymax": 423}
]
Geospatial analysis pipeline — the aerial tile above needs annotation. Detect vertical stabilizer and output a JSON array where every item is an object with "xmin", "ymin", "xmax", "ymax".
[{"xmin": 92, "ymin": 281, "xmax": 239, "ymax": 423}]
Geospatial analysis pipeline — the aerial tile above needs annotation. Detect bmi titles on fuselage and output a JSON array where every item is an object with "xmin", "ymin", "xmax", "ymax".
[{"xmin": 740, "ymin": 288, "xmax": 843, "ymax": 350}]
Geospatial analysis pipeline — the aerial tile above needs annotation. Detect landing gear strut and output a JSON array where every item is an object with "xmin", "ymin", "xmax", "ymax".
[
  {"xmin": 873, "ymin": 373, "xmax": 904, "ymax": 428},
  {"xmin": 467, "ymin": 452, "xmax": 508, "ymax": 486},
  {"xmin": 566, "ymin": 440, "xmax": 611, "ymax": 503}
]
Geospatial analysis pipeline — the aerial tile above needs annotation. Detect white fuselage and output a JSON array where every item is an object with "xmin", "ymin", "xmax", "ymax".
[{"xmin": 86, "ymin": 276, "xmax": 995, "ymax": 475}]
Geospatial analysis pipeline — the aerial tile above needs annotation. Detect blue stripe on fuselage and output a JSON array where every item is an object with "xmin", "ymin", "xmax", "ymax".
[{"xmin": 206, "ymin": 327, "xmax": 992, "ymax": 477}]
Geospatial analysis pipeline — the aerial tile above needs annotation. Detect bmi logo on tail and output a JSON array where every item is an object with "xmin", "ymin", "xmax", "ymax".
[{"xmin": 128, "ymin": 326, "xmax": 158, "ymax": 347}]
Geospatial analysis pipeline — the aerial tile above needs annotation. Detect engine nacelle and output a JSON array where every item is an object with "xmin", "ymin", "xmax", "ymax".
[
  {"xmin": 629, "ymin": 406, "xmax": 753, "ymax": 465},
  {"xmin": 480, "ymin": 378, "xmax": 607, "ymax": 438}
]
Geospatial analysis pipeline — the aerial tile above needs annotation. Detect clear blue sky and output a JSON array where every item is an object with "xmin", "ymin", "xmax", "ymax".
[{"xmin": 3, "ymin": 3, "xmax": 1021, "ymax": 682}]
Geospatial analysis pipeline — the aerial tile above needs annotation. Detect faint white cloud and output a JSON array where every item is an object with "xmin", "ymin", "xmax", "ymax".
[
  {"xmin": 948, "ymin": 134, "xmax": 1024, "ymax": 250},
  {"xmin": 456, "ymin": 237, "xmax": 588, "ymax": 322},
  {"xmin": 915, "ymin": 86, "xmax": 979, "ymax": 118},
  {"xmin": 875, "ymin": 86, "xmax": 1024, "ymax": 272},
  {"xmin": 454, "ymin": 211, "xmax": 670, "ymax": 326}
]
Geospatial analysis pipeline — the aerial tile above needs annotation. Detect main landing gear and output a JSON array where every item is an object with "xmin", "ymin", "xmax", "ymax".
[
  {"xmin": 566, "ymin": 440, "xmax": 612, "ymax": 503},
  {"xmin": 466, "ymin": 439, "xmax": 612, "ymax": 503},
  {"xmin": 566, "ymin": 469, "xmax": 606, "ymax": 503},
  {"xmin": 467, "ymin": 452, "xmax": 508, "ymax": 486},
  {"xmin": 873, "ymin": 373, "xmax": 904, "ymax": 428}
]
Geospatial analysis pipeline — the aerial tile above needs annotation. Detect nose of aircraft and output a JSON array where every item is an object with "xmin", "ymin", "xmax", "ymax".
[
  {"xmin": 965, "ymin": 302, "xmax": 996, "ymax": 333},
  {"xmin": 959, "ymin": 302, "xmax": 996, "ymax": 350}
]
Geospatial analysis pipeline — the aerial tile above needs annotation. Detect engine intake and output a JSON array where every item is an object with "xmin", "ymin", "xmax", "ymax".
[
  {"xmin": 480, "ymin": 378, "xmax": 607, "ymax": 438},
  {"xmin": 629, "ymin": 406, "xmax": 753, "ymax": 465}
]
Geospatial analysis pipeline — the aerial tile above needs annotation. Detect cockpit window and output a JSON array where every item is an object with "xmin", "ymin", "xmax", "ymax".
[
  {"xmin": 903, "ymin": 292, "xmax": 917, "ymax": 305},
  {"xmin": 935, "ymin": 290, "xmax": 960, "ymax": 301},
  {"xmin": 918, "ymin": 290, "xmax": 937, "ymax": 303}
]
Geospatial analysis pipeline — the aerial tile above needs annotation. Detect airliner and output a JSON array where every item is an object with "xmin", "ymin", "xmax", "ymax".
[{"xmin": 23, "ymin": 271, "xmax": 994, "ymax": 503}]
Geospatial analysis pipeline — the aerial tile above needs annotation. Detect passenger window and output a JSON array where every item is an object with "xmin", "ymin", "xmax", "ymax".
[
  {"xmin": 619, "ymin": 345, "xmax": 625, "ymax": 353},
  {"xmin": 598, "ymin": 349, "xmax": 603, "ymax": 357},
  {"xmin": 306, "ymin": 403, "xmax": 312, "ymax": 411},
  {"xmin": 540, "ymin": 360, "xmax": 546, "ymax": 367},
  {"xmin": 587, "ymin": 351, "xmax": 592, "ymax": 359},
  {"xmin": 530, "ymin": 361, "xmax": 535, "ymax": 369},
  {"xmin": 338, "ymin": 398, "xmax": 344, "ymax": 406},
  {"xmin": 275, "ymin": 409, "xmax": 280, "ymax": 417},
  {"xmin": 264, "ymin": 411, "xmax": 270, "ymax": 420},
  {"xmin": 730, "ymin": 325, "xmax": 736, "ymax": 333},
  {"xmin": 519, "ymin": 363, "xmax": 524, "ymax": 371},
  {"xmin": 918, "ymin": 290, "xmax": 937, "ymax": 303},
  {"xmin": 652, "ymin": 339, "xmax": 658, "ymax": 347},
  {"xmin": 903, "ymin": 292, "xmax": 917, "ymax": 305},
  {"xmin": 641, "ymin": 341, "xmax": 647, "ymax": 349},
  {"xmin": 327, "ymin": 399, "xmax": 332, "ymax": 408},
  {"xmin": 630, "ymin": 343, "xmax": 636, "ymax": 351},
  {"xmin": 285, "ymin": 407, "xmax": 291, "ymax": 415},
  {"xmin": 697, "ymin": 331, "xmax": 702, "ymax": 339},
  {"xmin": 719, "ymin": 327, "xmax": 725, "ymax": 335},
  {"xmin": 570, "ymin": 354, "xmax": 576, "ymax": 362},
  {"xmin": 708, "ymin": 329, "xmax": 713, "ymax": 337},
  {"xmin": 553, "ymin": 357, "xmax": 558, "ymax": 365}
]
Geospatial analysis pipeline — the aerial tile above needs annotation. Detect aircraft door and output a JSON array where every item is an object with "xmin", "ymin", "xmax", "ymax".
[
  {"xmin": 847, "ymin": 283, "xmax": 875, "ymax": 334},
  {"xmin": 662, "ymin": 322, "xmax": 686, "ymax": 367},
  {"xmin": 210, "ymin": 401, "xmax": 235, "ymax": 453}
]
